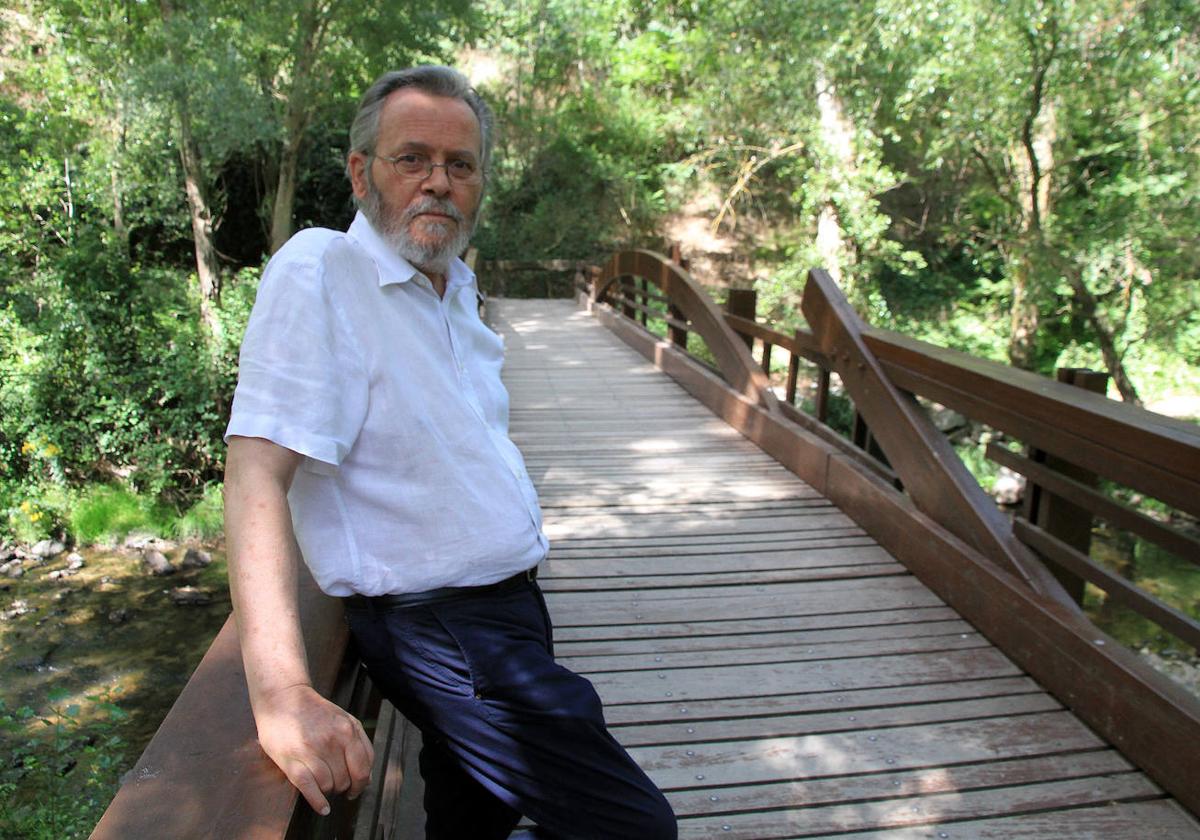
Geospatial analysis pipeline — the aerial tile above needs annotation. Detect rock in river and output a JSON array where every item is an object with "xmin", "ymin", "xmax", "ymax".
[{"xmin": 142, "ymin": 549, "xmax": 176, "ymax": 576}]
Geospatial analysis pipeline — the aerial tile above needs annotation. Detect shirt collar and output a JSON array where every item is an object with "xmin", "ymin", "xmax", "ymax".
[{"xmin": 347, "ymin": 211, "xmax": 476, "ymax": 293}]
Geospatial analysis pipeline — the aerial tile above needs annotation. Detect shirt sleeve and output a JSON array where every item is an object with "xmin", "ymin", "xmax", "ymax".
[{"xmin": 225, "ymin": 241, "xmax": 368, "ymax": 472}]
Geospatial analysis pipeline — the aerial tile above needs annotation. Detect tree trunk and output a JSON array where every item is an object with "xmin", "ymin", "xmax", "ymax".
[
  {"xmin": 269, "ymin": 114, "xmax": 306, "ymax": 254},
  {"xmin": 177, "ymin": 103, "xmax": 222, "ymax": 333},
  {"xmin": 1007, "ymin": 255, "xmax": 1041, "ymax": 370},
  {"xmin": 1063, "ymin": 268, "xmax": 1142, "ymax": 405},
  {"xmin": 159, "ymin": 0, "xmax": 221, "ymax": 334},
  {"xmin": 1006, "ymin": 27, "xmax": 1059, "ymax": 370},
  {"xmin": 268, "ymin": 0, "xmax": 323, "ymax": 254},
  {"xmin": 814, "ymin": 71, "xmax": 857, "ymax": 302}
]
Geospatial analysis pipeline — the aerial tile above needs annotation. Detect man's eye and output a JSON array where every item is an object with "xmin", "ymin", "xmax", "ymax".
[
  {"xmin": 395, "ymin": 154, "xmax": 426, "ymax": 166},
  {"xmin": 448, "ymin": 160, "xmax": 476, "ymax": 174}
]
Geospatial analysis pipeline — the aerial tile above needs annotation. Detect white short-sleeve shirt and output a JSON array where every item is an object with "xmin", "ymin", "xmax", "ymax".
[{"xmin": 225, "ymin": 212, "xmax": 548, "ymax": 596}]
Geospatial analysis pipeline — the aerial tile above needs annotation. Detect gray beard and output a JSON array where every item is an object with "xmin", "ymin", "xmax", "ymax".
[{"xmin": 358, "ymin": 176, "xmax": 477, "ymax": 276}]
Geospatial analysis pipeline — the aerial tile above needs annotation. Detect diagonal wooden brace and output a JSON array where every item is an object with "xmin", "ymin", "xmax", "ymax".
[{"xmin": 801, "ymin": 268, "xmax": 1077, "ymax": 608}]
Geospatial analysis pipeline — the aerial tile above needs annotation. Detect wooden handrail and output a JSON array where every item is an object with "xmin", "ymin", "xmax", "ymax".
[
  {"xmin": 864, "ymin": 327, "xmax": 1200, "ymax": 518},
  {"xmin": 594, "ymin": 250, "xmax": 780, "ymax": 413},
  {"xmin": 92, "ymin": 568, "xmax": 368, "ymax": 839}
]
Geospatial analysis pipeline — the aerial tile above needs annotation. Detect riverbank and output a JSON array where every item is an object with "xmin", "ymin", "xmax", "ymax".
[{"xmin": 0, "ymin": 538, "xmax": 229, "ymax": 838}]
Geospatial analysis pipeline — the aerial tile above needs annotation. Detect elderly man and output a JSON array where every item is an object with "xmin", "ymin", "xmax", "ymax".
[{"xmin": 223, "ymin": 66, "xmax": 676, "ymax": 840}]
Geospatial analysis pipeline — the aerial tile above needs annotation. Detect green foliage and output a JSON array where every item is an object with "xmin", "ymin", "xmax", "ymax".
[
  {"xmin": 170, "ymin": 482, "xmax": 225, "ymax": 542},
  {"xmin": 0, "ymin": 691, "xmax": 128, "ymax": 840}
]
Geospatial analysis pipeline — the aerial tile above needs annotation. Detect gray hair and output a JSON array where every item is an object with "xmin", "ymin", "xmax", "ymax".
[{"xmin": 347, "ymin": 65, "xmax": 495, "ymax": 179}]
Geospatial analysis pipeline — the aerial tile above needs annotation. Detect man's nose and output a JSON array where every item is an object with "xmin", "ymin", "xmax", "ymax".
[{"xmin": 421, "ymin": 164, "xmax": 453, "ymax": 195}]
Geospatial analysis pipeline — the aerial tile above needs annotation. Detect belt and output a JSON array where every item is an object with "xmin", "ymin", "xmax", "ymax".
[{"xmin": 342, "ymin": 567, "xmax": 538, "ymax": 612}]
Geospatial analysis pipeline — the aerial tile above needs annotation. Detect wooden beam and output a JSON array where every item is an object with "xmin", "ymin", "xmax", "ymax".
[
  {"xmin": 865, "ymin": 328, "xmax": 1200, "ymax": 518},
  {"xmin": 799, "ymin": 268, "xmax": 1076, "ymax": 607},
  {"xmin": 1014, "ymin": 519, "xmax": 1200, "ymax": 651},
  {"xmin": 988, "ymin": 443, "xmax": 1200, "ymax": 565}
]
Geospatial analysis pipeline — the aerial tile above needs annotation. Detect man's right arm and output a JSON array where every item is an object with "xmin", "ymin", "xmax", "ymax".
[{"xmin": 224, "ymin": 435, "xmax": 373, "ymax": 816}]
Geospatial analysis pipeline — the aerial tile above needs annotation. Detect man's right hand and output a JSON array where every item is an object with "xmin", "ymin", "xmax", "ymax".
[
  {"xmin": 224, "ymin": 436, "xmax": 374, "ymax": 816},
  {"xmin": 253, "ymin": 683, "xmax": 375, "ymax": 816}
]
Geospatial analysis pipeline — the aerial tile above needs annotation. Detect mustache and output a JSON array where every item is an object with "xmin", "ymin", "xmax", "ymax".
[{"xmin": 400, "ymin": 197, "xmax": 465, "ymax": 225}]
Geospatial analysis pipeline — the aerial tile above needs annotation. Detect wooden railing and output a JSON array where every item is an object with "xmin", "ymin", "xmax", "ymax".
[
  {"xmin": 91, "ymin": 567, "xmax": 413, "ymax": 839},
  {"xmin": 579, "ymin": 248, "xmax": 1200, "ymax": 816}
]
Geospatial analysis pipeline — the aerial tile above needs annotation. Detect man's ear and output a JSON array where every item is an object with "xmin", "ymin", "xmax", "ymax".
[{"xmin": 348, "ymin": 152, "xmax": 370, "ymax": 200}]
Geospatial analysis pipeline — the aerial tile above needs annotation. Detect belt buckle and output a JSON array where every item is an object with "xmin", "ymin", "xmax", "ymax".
[{"xmin": 524, "ymin": 567, "xmax": 537, "ymax": 583}]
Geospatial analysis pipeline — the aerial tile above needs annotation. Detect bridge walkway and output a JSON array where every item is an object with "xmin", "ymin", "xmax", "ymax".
[{"xmin": 489, "ymin": 297, "xmax": 1200, "ymax": 839}]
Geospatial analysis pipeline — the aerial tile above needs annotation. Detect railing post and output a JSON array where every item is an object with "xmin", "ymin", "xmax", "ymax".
[
  {"xmin": 1022, "ymin": 367, "xmax": 1110, "ymax": 604},
  {"xmin": 665, "ymin": 246, "xmax": 688, "ymax": 349},
  {"xmin": 814, "ymin": 368, "xmax": 831, "ymax": 422},
  {"xmin": 785, "ymin": 334, "xmax": 801, "ymax": 405},
  {"xmin": 724, "ymin": 288, "xmax": 756, "ymax": 351},
  {"xmin": 588, "ymin": 265, "xmax": 603, "ymax": 301}
]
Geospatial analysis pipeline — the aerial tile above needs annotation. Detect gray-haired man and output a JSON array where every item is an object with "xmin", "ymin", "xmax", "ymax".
[{"xmin": 224, "ymin": 66, "xmax": 676, "ymax": 839}]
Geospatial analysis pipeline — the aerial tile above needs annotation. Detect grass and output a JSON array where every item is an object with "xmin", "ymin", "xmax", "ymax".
[
  {"xmin": 67, "ymin": 486, "xmax": 167, "ymax": 546},
  {"xmin": 169, "ymin": 484, "xmax": 224, "ymax": 542},
  {"xmin": 5, "ymin": 482, "xmax": 225, "ymax": 548}
]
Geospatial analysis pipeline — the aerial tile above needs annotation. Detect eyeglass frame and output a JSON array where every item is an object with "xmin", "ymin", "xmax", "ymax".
[{"xmin": 372, "ymin": 152, "xmax": 484, "ymax": 185}]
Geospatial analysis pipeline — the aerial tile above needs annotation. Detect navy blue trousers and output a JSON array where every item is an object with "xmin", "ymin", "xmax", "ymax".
[{"xmin": 344, "ymin": 579, "xmax": 677, "ymax": 840}]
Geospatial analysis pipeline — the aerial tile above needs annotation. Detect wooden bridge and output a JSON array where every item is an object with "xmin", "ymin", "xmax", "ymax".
[{"xmin": 95, "ymin": 252, "xmax": 1200, "ymax": 838}]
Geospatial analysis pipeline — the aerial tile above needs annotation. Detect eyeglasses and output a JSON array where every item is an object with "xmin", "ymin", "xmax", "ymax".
[{"xmin": 375, "ymin": 152, "xmax": 482, "ymax": 185}]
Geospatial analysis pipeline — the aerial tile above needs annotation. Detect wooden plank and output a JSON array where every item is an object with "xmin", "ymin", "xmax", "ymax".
[
  {"xmin": 619, "ymin": 692, "xmax": 1063, "ymax": 748},
  {"xmin": 540, "ymin": 545, "xmax": 897, "ymax": 576},
  {"xmin": 631, "ymin": 712, "xmax": 1105, "ymax": 788},
  {"xmin": 675, "ymin": 774, "xmax": 1163, "ymax": 838},
  {"xmin": 555, "ymin": 618, "xmax": 974, "ymax": 657},
  {"xmin": 544, "ymin": 525, "xmax": 869, "ymax": 552},
  {"xmin": 542, "ymin": 577, "xmax": 943, "ymax": 626},
  {"xmin": 811, "ymin": 800, "xmax": 1200, "ymax": 839},
  {"xmin": 538, "ymin": 562, "xmax": 906, "ymax": 591},
  {"xmin": 546, "ymin": 537, "xmax": 877, "ymax": 561},
  {"xmin": 589, "ymin": 648, "xmax": 1023, "ymax": 706},
  {"xmin": 544, "ymin": 508, "xmax": 858, "ymax": 539},
  {"xmin": 550, "ymin": 605, "xmax": 961, "ymax": 643},
  {"xmin": 666, "ymin": 749, "xmax": 1131, "ymax": 817},
  {"xmin": 561, "ymin": 632, "xmax": 990, "ymax": 675},
  {"xmin": 601, "ymin": 675, "xmax": 1043, "ymax": 726}
]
